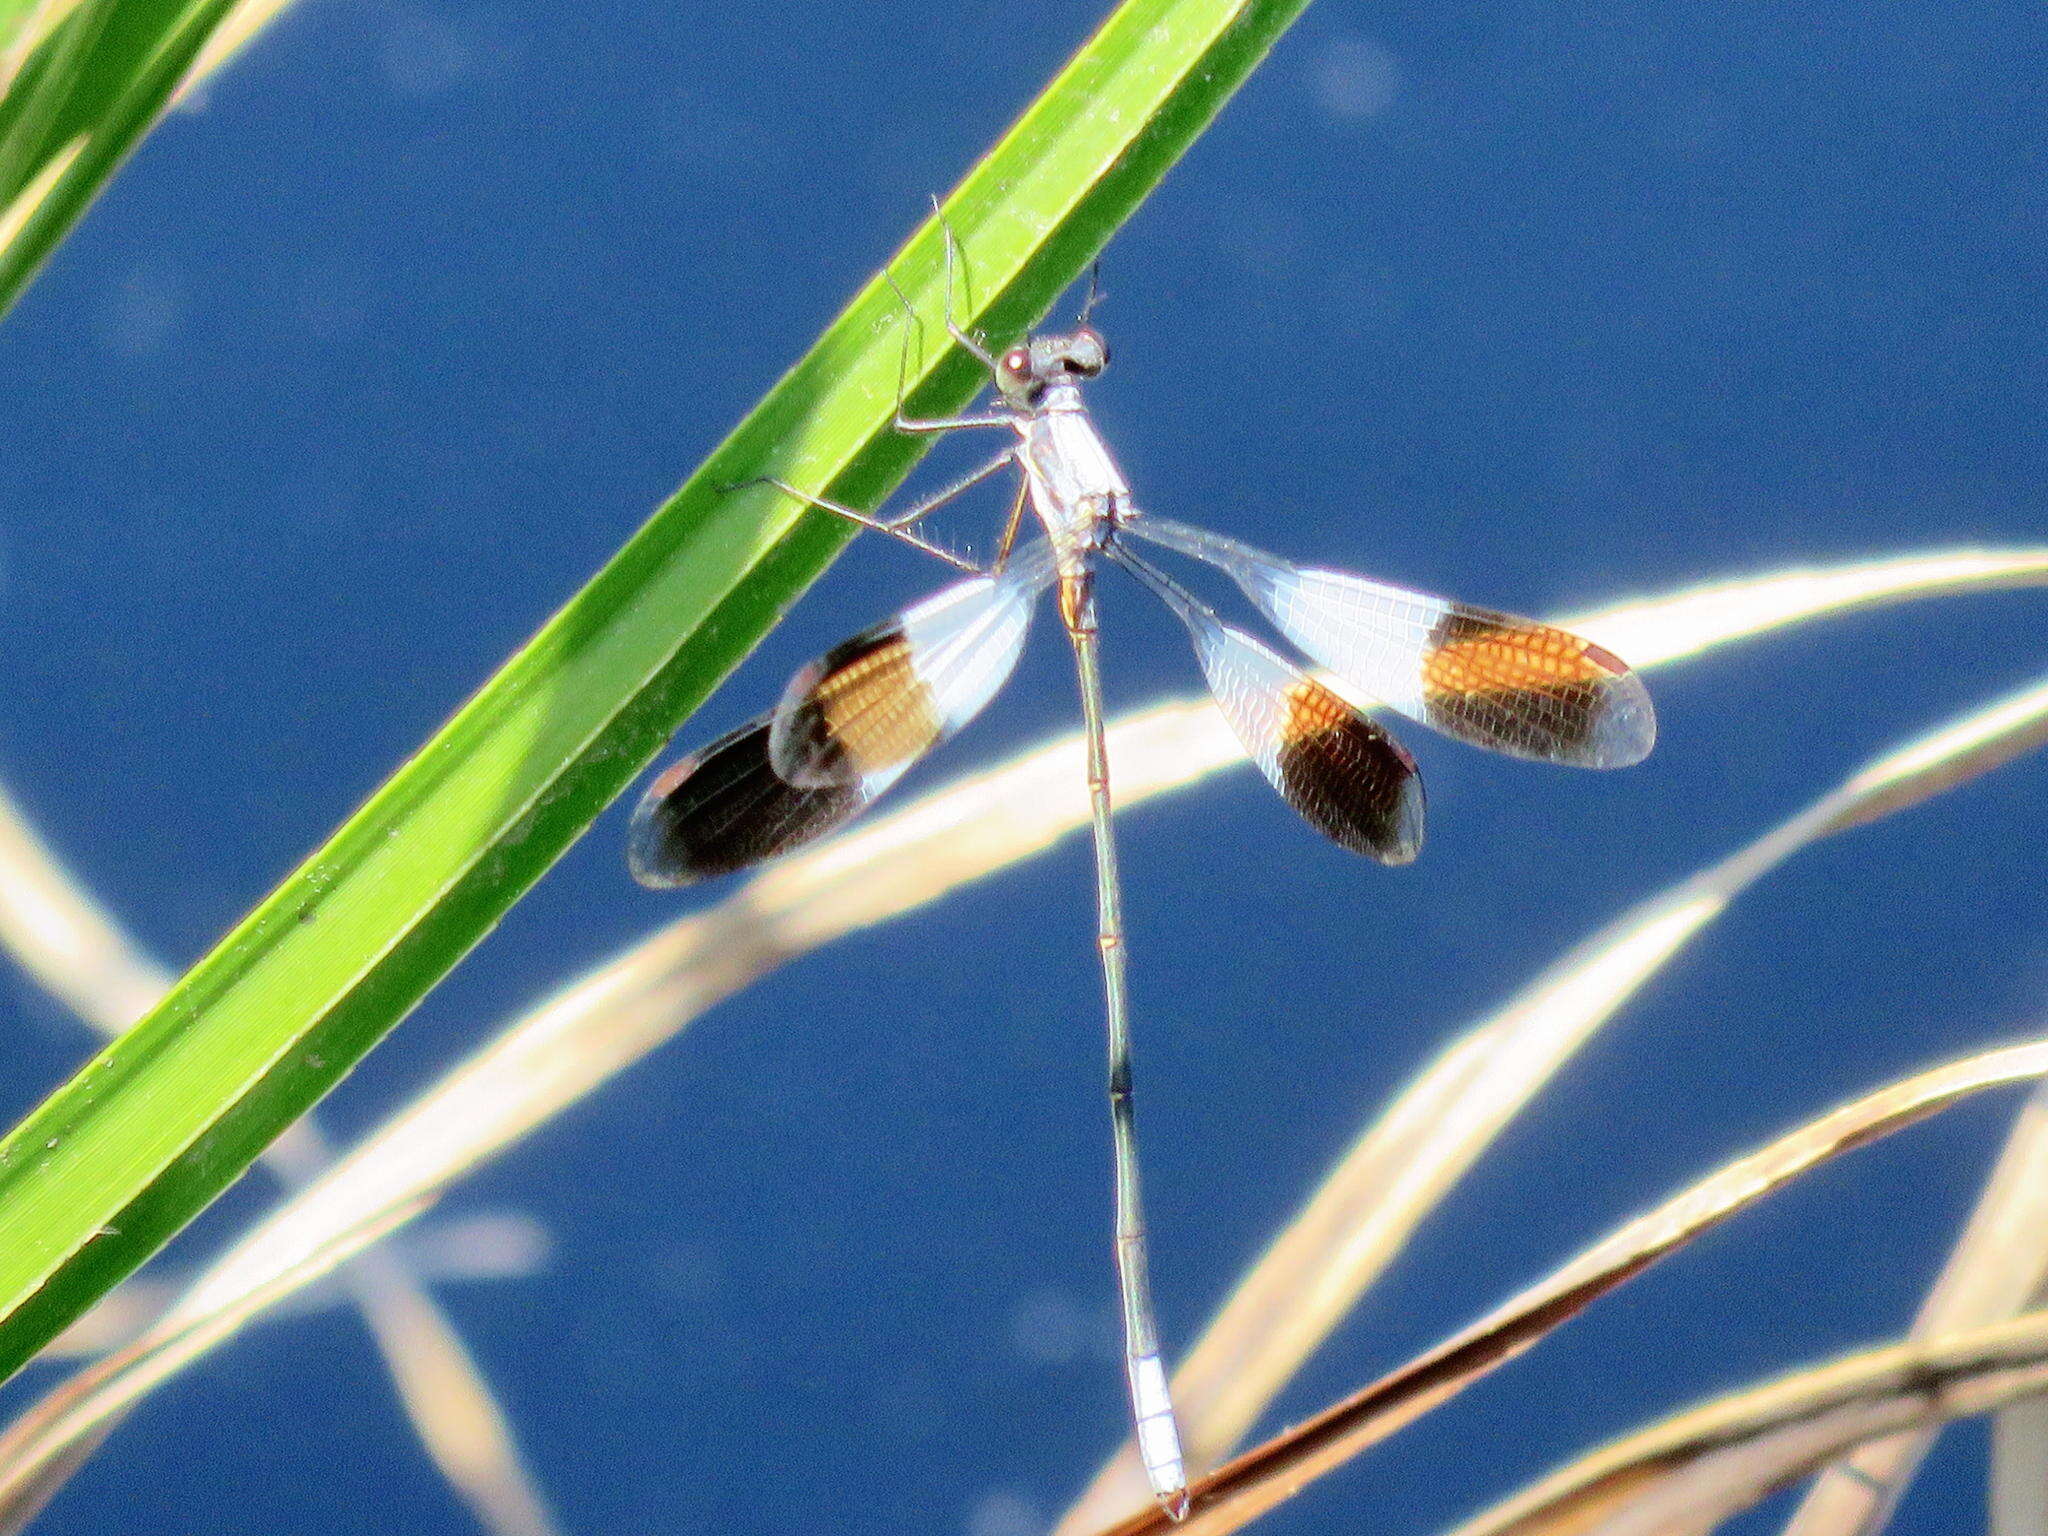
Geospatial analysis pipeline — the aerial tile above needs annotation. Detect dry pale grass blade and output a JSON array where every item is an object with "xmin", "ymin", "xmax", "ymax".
[
  {"xmin": 1, "ymin": 545, "xmax": 2040, "ymax": 1504},
  {"xmin": 1992, "ymin": 1394, "xmax": 2048, "ymax": 1536},
  {"xmin": 43, "ymin": 1282, "xmax": 173, "ymax": 1360},
  {"xmin": 1074, "ymin": 1040, "xmax": 2048, "ymax": 1536},
  {"xmin": 1060, "ymin": 669, "xmax": 2048, "ymax": 1527},
  {"xmin": 0, "ymin": 1197, "xmax": 422, "ymax": 1531},
  {"xmin": 1554, "ymin": 548, "xmax": 2048, "ymax": 669},
  {"xmin": 0, "ymin": 782, "xmax": 171, "ymax": 1028},
  {"xmin": 44, "ymin": 1211, "xmax": 547, "ymax": 1357},
  {"xmin": 1782, "ymin": 1079, "xmax": 2048, "ymax": 1536},
  {"xmin": 1817, "ymin": 674, "xmax": 2048, "ymax": 834},
  {"xmin": 0, "ymin": 1260, "xmax": 545, "ymax": 1535},
  {"xmin": 342, "ymin": 1247, "xmax": 561, "ymax": 1536},
  {"xmin": 0, "ymin": 781, "xmax": 563, "ymax": 1536},
  {"xmin": 1437, "ymin": 1310, "xmax": 2048, "ymax": 1536}
]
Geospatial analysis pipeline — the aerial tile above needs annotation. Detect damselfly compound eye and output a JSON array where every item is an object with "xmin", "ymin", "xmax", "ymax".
[{"xmin": 1068, "ymin": 326, "xmax": 1110, "ymax": 373}]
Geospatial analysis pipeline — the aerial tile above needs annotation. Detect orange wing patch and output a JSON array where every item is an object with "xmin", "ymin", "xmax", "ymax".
[
  {"xmin": 1423, "ymin": 614, "xmax": 1626, "ymax": 698},
  {"xmin": 1420, "ymin": 612, "xmax": 1638, "ymax": 763},
  {"xmin": 783, "ymin": 628, "xmax": 945, "ymax": 783},
  {"xmin": 813, "ymin": 634, "xmax": 943, "ymax": 774}
]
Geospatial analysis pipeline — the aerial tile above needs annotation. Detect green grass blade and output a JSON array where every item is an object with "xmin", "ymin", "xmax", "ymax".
[
  {"xmin": 0, "ymin": 0, "xmax": 47, "ymax": 57},
  {"xmin": 0, "ymin": 0, "xmax": 1316, "ymax": 1381},
  {"xmin": 0, "ymin": 0, "xmax": 248, "ymax": 320}
]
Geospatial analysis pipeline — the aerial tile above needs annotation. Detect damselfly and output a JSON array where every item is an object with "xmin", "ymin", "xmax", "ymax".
[{"xmin": 630, "ymin": 249, "xmax": 1655, "ymax": 1519}]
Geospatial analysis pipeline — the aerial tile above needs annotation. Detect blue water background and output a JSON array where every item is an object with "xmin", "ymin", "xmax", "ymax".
[{"xmin": 0, "ymin": 1, "xmax": 2042, "ymax": 1532}]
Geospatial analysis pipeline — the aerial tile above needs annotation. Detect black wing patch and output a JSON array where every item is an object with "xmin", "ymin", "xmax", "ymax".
[{"xmin": 628, "ymin": 714, "xmax": 870, "ymax": 888}]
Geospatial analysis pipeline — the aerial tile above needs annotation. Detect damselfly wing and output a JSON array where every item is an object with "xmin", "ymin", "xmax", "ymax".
[
  {"xmin": 1125, "ymin": 516, "xmax": 1654, "ymax": 768},
  {"xmin": 630, "ymin": 544, "xmax": 1053, "ymax": 885}
]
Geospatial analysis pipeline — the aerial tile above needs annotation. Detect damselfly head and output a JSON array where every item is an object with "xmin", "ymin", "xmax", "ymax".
[{"xmin": 995, "ymin": 326, "xmax": 1111, "ymax": 405}]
